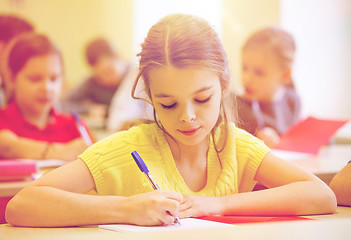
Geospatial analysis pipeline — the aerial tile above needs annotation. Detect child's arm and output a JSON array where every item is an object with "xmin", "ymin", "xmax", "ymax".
[
  {"xmin": 329, "ymin": 161, "xmax": 351, "ymax": 206},
  {"xmin": 179, "ymin": 153, "xmax": 337, "ymax": 218},
  {"xmin": 5, "ymin": 159, "xmax": 182, "ymax": 227},
  {"xmin": 0, "ymin": 130, "xmax": 88, "ymax": 161}
]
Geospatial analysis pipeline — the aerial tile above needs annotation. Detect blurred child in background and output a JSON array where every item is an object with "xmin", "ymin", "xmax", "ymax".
[
  {"xmin": 0, "ymin": 14, "xmax": 34, "ymax": 107},
  {"xmin": 63, "ymin": 38, "xmax": 130, "ymax": 125},
  {"xmin": 236, "ymin": 27, "xmax": 301, "ymax": 147},
  {"xmin": 0, "ymin": 33, "xmax": 90, "ymax": 161},
  {"xmin": 106, "ymin": 60, "xmax": 153, "ymax": 132}
]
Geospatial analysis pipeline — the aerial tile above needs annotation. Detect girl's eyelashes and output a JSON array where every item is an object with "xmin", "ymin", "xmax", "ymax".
[
  {"xmin": 161, "ymin": 103, "xmax": 177, "ymax": 109},
  {"xmin": 195, "ymin": 96, "xmax": 211, "ymax": 103},
  {"xmin": 160, "ymin": 96, "xmax": 212, "ymax": 109}
]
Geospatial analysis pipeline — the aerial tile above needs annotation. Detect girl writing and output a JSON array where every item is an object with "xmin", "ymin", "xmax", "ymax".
[
  {"xmin": 6, "ymin": 14, "xmax": 335, "ymax": 227},
  {"xmin": 236, "ymin": 27, "xmax": 301, "ymax": 147}
]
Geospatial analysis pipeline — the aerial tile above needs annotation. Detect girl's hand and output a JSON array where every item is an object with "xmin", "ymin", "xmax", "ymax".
[
  {"xmin": 256, "ymin": 127, "xmax": 280, "ymax": 148},
  {"xmin": 122, "ymin": 190, "xmax": 183, "ymax": 226},
  {"xmin": 179, "ymin": 195, "xmax": 223, "ymax": 218}
]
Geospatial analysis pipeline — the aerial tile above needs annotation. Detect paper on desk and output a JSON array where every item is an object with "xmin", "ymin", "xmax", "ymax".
[
  {"xmin": 274, "ymin": 116, "xmax": 348, "ymax": 155},
  {"xmin": 99, "ymin": 218, "xmax": 234, "ymax": 232}
]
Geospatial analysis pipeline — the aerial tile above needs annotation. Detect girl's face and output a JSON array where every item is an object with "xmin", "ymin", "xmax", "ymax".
[
  {"xmin": 14, "ymin": 54, "xmax": 63, "ymax": 117},
  {"xmin": 149, "ymin": 66, "xmax": 222, "ymax": 147},
  {"xmin": 241, "ymin": 47, "xmax": 287, "ymax": 102}
]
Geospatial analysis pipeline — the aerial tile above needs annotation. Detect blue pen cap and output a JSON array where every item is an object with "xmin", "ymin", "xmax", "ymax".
[{"xmin": 131, "ymin": 151, "xmax": 149, "ymax": 174}]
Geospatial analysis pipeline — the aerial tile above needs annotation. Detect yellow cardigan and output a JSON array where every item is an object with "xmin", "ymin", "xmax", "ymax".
[{"xmin": 79, "ymin": 123, "xmax": 270, "ymax": 196}]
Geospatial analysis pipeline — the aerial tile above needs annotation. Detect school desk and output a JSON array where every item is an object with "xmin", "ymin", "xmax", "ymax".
[
  {"xmin": 0, "ymin": 163, "xmax": 59, "ymax": 198},
  {"xmin": 285, "ymin": 144, "xmax": 351, "ymax": 184},
  {"xmin": 0, "ymin": 144, "xmax": 350, "ymax": 201},
  {"xmin": 0, "ymin": 163, "xmax": 62, "ymax": 224},
  {"xmin": 0, "ymin": 206, "xmax": 350, "ymax": 240},
  {"xmin": 335, "ymin": 121, "xmax": 351, "ymax": 144}
]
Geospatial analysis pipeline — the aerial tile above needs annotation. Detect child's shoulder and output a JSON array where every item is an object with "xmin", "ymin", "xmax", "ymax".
[
  {"xmin": 285, "ymin": 86, "xmax": 300, "ymax": 102},
  {"xmin": 235, "ymin": 95, "xmax": 255, "ymax": 115},
  {"xmin": 215, "ymin": 122, "xmax": 257, "ymax": 143},
  {"xmin": 0, "ymin": 102, "xmax": 22, "ymax": 124},
  {"xmin": 51, "ymin": 110, "xmax": 78, "ymax": 128},
  {"xmin": 233, "ymin": 125, "xmax": 271, "ymax": 155},
  {"xmin": 236, "ymin": 94, "xmax": 252, "ymax": 106},
  {"xmin": 222, "ymin": 122, "xmax": 268, "ymax": 147}
]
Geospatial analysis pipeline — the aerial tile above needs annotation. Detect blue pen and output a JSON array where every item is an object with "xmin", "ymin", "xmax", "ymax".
[
  {"xmin": 72, "ymin": 112, "xmax": 93, "ymax": 145},
  {"xmin": 131, "ymin": 150, "xmax": 180, "ymax": 225}
]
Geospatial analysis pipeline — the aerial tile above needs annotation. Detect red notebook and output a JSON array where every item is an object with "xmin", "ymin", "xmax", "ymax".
[
  {"xmin": 197, "ymin": 215, "xmax": 313, "ymax": 225},
  {"xmin": 274, "ymin": 116, "xmax": 348, "ymax": 155},
  {"xmin": 0, "ymin": 160, "xmax": 38, "ymax": 181}
]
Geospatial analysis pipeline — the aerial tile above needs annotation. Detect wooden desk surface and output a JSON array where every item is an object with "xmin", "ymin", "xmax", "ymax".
[{"xmin": 0, "ymin": 207, "xmax": 350, "ymax": 240}]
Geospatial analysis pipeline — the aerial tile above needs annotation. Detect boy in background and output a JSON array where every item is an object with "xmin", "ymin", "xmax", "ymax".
[{"xmin": 63, "ymin": 38, "xmax": 129, "ymax": 124}]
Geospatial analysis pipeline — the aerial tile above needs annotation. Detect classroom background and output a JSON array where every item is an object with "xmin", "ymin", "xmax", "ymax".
[{"xmin": 0, "ymin": 0, "xmax": 350, "ymax": 120}]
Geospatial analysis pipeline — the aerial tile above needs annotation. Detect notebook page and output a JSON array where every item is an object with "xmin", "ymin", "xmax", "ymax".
[{"xmin": 99, "ymin": 218, "xmax": 234, "ymax": 232}]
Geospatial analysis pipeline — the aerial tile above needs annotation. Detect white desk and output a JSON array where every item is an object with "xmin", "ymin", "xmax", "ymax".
[
  {"xmin": 0, "ymin": 165, "xmax": 57, "ymax": 198},
  {"xmin": 0, "ymin": 180, "xmax": 30, "ymax": 198},
  {"xmin": 1, "ymin": 144, "xmax": 350, "ymax": 197},
  {"xmin": 283, "ymin": 144, "xmax": 351, "ymax": 184},
  {"xmin": 0, "ymin": 207, "xmax": 350, "ymax": 240},
  {"xmin": 335, "ymin": 121, "xmax": 351, "ymax": 144}
]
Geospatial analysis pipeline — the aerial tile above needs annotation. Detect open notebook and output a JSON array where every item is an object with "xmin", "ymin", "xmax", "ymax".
[
  {"xmin": 99, "ymin": 215, "xmax": 313, "ymax": 232},
  {"xmin": 99, "ymin": 218, "xmax": 234, "ymax": 232}
]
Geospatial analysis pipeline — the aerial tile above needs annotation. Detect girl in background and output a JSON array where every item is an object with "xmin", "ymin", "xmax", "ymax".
[
  {"xmin": 6, "ymin": 15, "xmax": 335, "ymax": 227},
  {"xmin": 0, "ymin": 33, "xmax": 90, "ymax": 161},
  {"xmin": 236, "ymin": 27, "xmax": 301, "ymax": 147}
]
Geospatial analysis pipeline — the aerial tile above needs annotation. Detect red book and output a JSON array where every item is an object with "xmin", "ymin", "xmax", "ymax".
[
  {"xmin": 197, "ymin": 215, "xmax": 313, "ymax": 224},
  {"xmin": 274, "ymin": 116, "xmax": 348, "ymax": 155},
  {"xmin": 0, "ymin": 160, "xmax": 38, "ymax": 181}
]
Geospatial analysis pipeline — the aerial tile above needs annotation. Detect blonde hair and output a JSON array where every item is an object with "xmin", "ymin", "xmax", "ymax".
[
  {"xmin": 132, "ymin": 14, "xmax": 237, "ymax": 154},
  {"xmin": 243, "ymin": 26, "xmax": 296, "ymax": 86}
]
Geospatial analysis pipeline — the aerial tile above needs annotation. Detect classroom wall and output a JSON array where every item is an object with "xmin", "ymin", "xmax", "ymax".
[
  {"xmin": 222, "ymin": 0, "xmax": 280, "ymax": 89},
  {"xmin": 0, "ymin": 0, "xmax": 279, "ymax": 91},
  {"xmin": 1, "ymin": 0, "xmax": 350, "ymax": 119},
  {"xmin": 281, "ymin": 0, "xmax": 351, "ymax": 119},
  {"xmin": 0, "ymin": 0, "xmax": 133, "ymax": 89}
]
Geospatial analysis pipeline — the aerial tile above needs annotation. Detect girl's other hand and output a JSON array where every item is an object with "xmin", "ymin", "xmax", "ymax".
[
  {"xmin": 122, "ymin": 190, "xmax": 183, "ymax": 226},
  {"xmin": 179, "ymin": 195, "xmax": 223, "ymax": 218}
]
